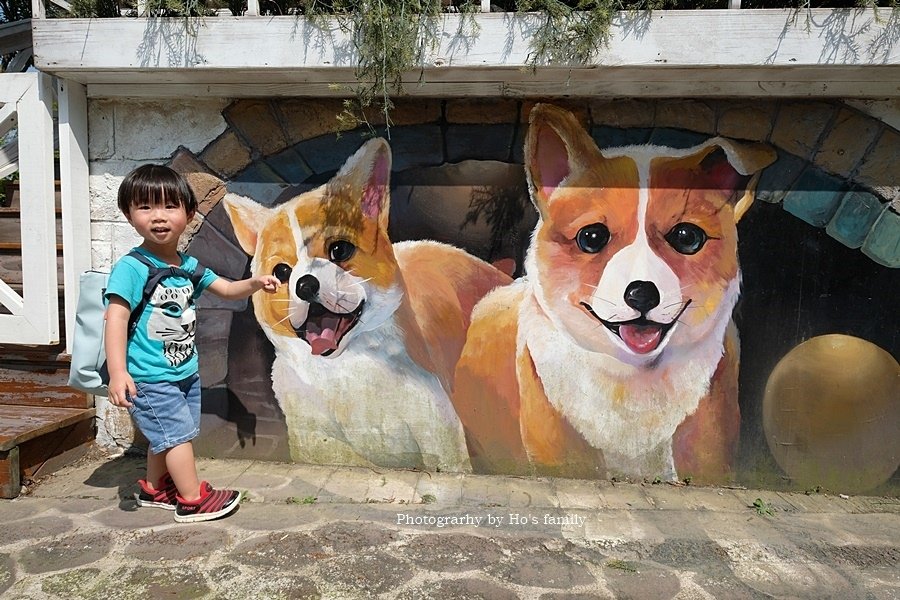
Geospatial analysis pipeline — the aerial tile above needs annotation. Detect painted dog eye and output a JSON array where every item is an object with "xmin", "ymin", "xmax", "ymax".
[
  {"xmin": 273, "ymin": 263, "xmax": 292, "ymax": 283},
  {"xmin": 665, "ymin": 222, "xmax": 708, "ymax": 255},
  {"xmin": 329, "ymin": 240, "xmax": 356, "ymax": 263},
  {"xmin": 576, "ymin": 223, "xmax": 610, "ymax": 254}
]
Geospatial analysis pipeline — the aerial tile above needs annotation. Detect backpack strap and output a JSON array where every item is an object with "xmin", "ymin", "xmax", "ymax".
[{"xmin": 125, "ymin": 250, "xmax": 207, "ymax": 337}]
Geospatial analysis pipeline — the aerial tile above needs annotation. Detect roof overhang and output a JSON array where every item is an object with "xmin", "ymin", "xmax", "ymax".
[{"xmin": 33, "ymin": 9, "xmax": 900, "ymax": 98}]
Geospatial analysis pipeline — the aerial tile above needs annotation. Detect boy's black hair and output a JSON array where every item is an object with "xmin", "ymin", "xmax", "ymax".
[{"xmin": 117, "ymin": 164, "xmax": 198, "ymax": 216}]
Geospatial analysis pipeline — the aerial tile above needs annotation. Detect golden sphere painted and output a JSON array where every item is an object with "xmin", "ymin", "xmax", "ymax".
[{"xmin": 763, "ymin": 334, "xmax": 899, "ymax": 494}]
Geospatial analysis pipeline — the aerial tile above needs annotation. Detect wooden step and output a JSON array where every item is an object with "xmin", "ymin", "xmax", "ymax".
[
  {"xmin": 0, "ymin": 252, "xmax": 65, "ymax": 285},
  {"xmin": 0, "ymin": 363, "xmax": 84, "ymax": 407},
  {"xmin": 0, "ymin": 214, "xmax": 63, "ymax": 243},
  {"xmin": 0, "ymin": 182, "xmax": 93, "ymax": 499},
  {"xmin": 0, "ymin": 339, "xmax": 72, "ymax": 366},
  {"xmin": 0, "ymin": 405, "xmax": 95, "ymax": 498},
  {"xmin": 2, "ymin": 181, "xmax": 62, "ymax": 211}
]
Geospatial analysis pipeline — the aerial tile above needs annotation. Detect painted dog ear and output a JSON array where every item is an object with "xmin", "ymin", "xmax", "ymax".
[
  {"xmin": 223, "ymin": 193, "xmax": 272, "ymax": 255},
  {"xmin": 712, "ymin": 139, "xmax": 777, "ymax": 221},
  {"xmin": 656, "ymin": 138, "xmax": 777, "ymax": 222},
  {"xmin": 524, "ymin": 103, "xmax": 604, "ymax": 217},
  {"xmin": 692, "ymin": 139, "xmax": 776, "ymax": 222},
  {"xmin": 329, "ymin": 137, "xmax": 393, "ymax": 233}
]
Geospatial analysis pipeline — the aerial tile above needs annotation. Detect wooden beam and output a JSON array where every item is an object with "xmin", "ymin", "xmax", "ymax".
[
  {"xmin": 31, "ymin": 0, "xmax": 45, "ymax": 19},
  {"xmin": 33, "ymin": 9, "xmax": 900, "ymax": 76},
  {"xmin": 81, "ymin": 66, "xmax": 900, "ymax": 99},
  {"xmin": 59, "ymin": 63, "xmax": 900, "ymax": 86},
  {"xmin": 0, "ymin": 446, "xmax": 20, "ymax": 498},
  {"xmin": 0, "ymin": 19, "xmax": 32, "ymax": 55},
  {"xmin": 6, "ymin": 47, "xmax": 33, "ymax": 73},
  {"xmin": 0, "ymin": 139, "xmax": 19, "ymax": 172}
]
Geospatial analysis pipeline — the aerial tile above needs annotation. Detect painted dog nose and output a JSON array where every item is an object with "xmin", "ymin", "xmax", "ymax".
[
  {"xmin": 623, "ymin": 280, "xmax": 660, "ymax": 314},
  {"xmin": 295, "ymin": 274, "xmax": 320, "ymax": 302}
]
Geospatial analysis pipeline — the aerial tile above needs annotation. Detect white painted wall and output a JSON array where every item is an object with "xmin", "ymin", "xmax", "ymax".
[{"xmin": 87, "ymin": 98, "xmax": 229, "ymax": 270}]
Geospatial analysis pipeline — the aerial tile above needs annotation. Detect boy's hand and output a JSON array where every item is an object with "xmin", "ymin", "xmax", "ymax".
[
  {"xmin": 207, "ymin": 274, "xmax": 281, "ymax": 300},
  {"xmin": 107, "ymin": 372, "xmax": 137, "ymax": 408},
  {"xmin": 258, "ymin": 275, "xmax": 280, "ymax": 294}
]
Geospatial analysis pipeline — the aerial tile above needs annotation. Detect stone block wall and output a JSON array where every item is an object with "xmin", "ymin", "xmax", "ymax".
[{"xmin": 87, "ymin": 96, "xmax": 899, "ymax": 493}]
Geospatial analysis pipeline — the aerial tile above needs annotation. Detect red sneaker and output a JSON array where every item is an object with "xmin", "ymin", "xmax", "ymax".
[
  {"xmin": 174, "ymin": 481, "xmax": 242, "ymax": 523},
  {"xmin": 136, "ymin": 473, "xmax": 177, "ymax": 510}
]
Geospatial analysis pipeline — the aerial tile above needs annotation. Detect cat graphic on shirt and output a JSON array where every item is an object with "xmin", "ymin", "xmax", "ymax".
[{"xmin": 146, "ymin": 285, "xmax": 196, "ymax": 366}]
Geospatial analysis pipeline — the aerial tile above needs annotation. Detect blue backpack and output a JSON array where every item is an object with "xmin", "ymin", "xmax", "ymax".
[{"xmin": 68, "ymin": 250, "xmax": 205, "ymax": 396}]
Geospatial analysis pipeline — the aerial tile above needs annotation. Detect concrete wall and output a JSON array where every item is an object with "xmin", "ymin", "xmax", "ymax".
[{"xmin": 88, "ymin": 97, "xmax": 899, "ymax": 494}]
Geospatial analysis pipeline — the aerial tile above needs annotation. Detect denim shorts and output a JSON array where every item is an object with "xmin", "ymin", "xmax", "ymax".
[{"xmin": 127, "ymin": 373, "xmax": 201, "ymax": 455}]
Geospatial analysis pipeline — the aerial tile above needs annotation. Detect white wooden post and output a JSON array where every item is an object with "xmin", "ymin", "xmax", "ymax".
[
  {"xmin": 21, "ymin": 72, "xmax": 58, "ymax": 343},
  {"xmin": 31, "ymin": 0, "xmax": 45, "ymax": 19},
  {"xmin": 58, "ymin": 79, "xmax": 91, "ymax": 355},
  {"xmin": 480, "ymin": 0, "xmax": 490, "ymax": 12},
  {"xmin": 246, "ymin": 0, "xmax": 259, "ymax": 16},
  {"xmin": 0, "ymin": 72, "xmax": 58, "ymax": 344}
]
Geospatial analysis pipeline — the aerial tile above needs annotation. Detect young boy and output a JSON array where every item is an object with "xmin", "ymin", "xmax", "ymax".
[{"xmin": 105, "ymin": 164, "xmax": 280, "ymax": 523}]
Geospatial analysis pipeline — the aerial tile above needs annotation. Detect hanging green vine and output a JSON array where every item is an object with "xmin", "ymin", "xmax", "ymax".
[
  {"xmin": 302, "ymin": 0, "xmax": 480, "ymax": 135},
  {"xmin": 59, "ymin": 0, "xmax": 899, "ymax": 132}
]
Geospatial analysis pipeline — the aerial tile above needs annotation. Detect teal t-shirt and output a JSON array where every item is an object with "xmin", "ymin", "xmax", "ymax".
[{"xmin": 104, "ymin": 248, "xmax": 218, "ymax": 383}]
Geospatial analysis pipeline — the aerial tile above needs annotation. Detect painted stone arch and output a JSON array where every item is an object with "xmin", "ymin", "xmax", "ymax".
[
  {"xmin": 187, "ymin": 97, "xmax": 900, "ymax": 269},
  {"xmin": 174, "ymin": 97, "xmax": 898, "ymax": 493}
]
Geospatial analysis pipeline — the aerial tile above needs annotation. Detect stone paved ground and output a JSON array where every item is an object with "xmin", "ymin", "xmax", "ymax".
[{"xmin": 0, "ymin": 451, "xmax": 898, "ymax": 599}]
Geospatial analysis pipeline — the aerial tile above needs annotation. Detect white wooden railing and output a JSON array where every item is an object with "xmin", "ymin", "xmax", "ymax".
[{"xmin": 0, "ymin": 73, "xmax": 61, "ymax": 346}]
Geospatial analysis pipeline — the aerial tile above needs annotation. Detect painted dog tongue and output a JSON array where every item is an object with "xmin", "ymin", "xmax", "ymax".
[
  {"xmin": 619, "ymin": 324, "xmax": 663, "ymax": 354},
  {"xmin": 305, "ymin": 315, "xmax": 343, "ymax": 355}
]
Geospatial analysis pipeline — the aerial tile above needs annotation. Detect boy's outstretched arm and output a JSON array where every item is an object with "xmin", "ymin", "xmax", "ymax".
[
  {"xmin": 206, "ymin": 275, "xmax": 280, "ymax": 300},
  {"xmin": 105, "ymin": 296, "xmax": 137, "ymax": 408}
]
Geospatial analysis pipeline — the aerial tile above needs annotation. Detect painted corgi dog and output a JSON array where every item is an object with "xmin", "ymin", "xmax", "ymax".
[
  {"xmin": 224, "ymin": 138, "xmax": 510, "ymax": 472},
  {"xmin": 453, "ymin": 104, "xmax": 775, "ymax": 483}
]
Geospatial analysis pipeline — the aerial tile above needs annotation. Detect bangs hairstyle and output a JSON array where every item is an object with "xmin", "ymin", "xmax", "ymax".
[{"xmin": 117, "ymin": 164, "xmax": 197, "ymax": 215}]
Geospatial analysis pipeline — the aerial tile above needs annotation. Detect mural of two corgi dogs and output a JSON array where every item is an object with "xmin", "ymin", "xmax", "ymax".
[
  {"xmin": 452, "ymin": 104, "xmax": 776, "ymax": 483},
  {"xmin": 225, "ymin": 139, "xmax": 511, "ymax": 472}
]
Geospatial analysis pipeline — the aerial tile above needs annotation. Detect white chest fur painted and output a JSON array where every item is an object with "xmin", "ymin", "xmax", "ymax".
[
  {"xmin": 519, "ymin": 280, "xmax": 739, "ymax": 479},
  {"xmin": 268, "ymin": 317, "xmax": 471, "ymax": 472}
]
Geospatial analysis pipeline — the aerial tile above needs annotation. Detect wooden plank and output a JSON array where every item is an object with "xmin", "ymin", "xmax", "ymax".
[
  {"xmin": 0, "ymin": 405, "xmax": 94, "ymax": 451},
  {"xmin": 84, "ymin": 77, "xmax": 900, "ymax": 99},
  {"xmin": 0, "ymin": 346, "xmax": 70, "ymax": 364},
  {"xmin": 32, "ymin": 0, "xmax": 45, "ymax": 20},
  {"xmin": 5, "ymin": 182, "xmax": 63, "ymax": 210},
  {"xmin": 40, "ymin": 63, "xmax": 900, "ymax": 86},
  {"xmin": 0, "ymin": 364, "xmax": 86, "ymax": 409},
  {"xmin": 0, "ymin": 19, "xmax": 32, "ymax": 56},
  {"xmin": 33, "ymin": 10, "xmax": 900, "ymax": 71},
  {"xmin": 1, "ymin": 282, "xmax": 65, "ymax": 296},
  {"xmin": 0, "ymin": 242, "xmax": 63, "ymax": 251},
  {"xmin": 19, "ymin": 418, "xmax": 94, "ymax": 479},
  {"xmin": 0, "ymin": 252, "xmax": 64, "ymax": 285},
  {"xmin": 0, "ymin": 216, "xmax": 63, "ymax": 243},
  {"xmin": 0, "ymin": 103, "xmax": 19, "ymax": 142},
  {"xmin": 0, "ymin": 445, "xmax": 20, "ymax": 498},
  {"xmin": 29, "ymin": 9, "xmax": 900, "ymax": 98}
]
